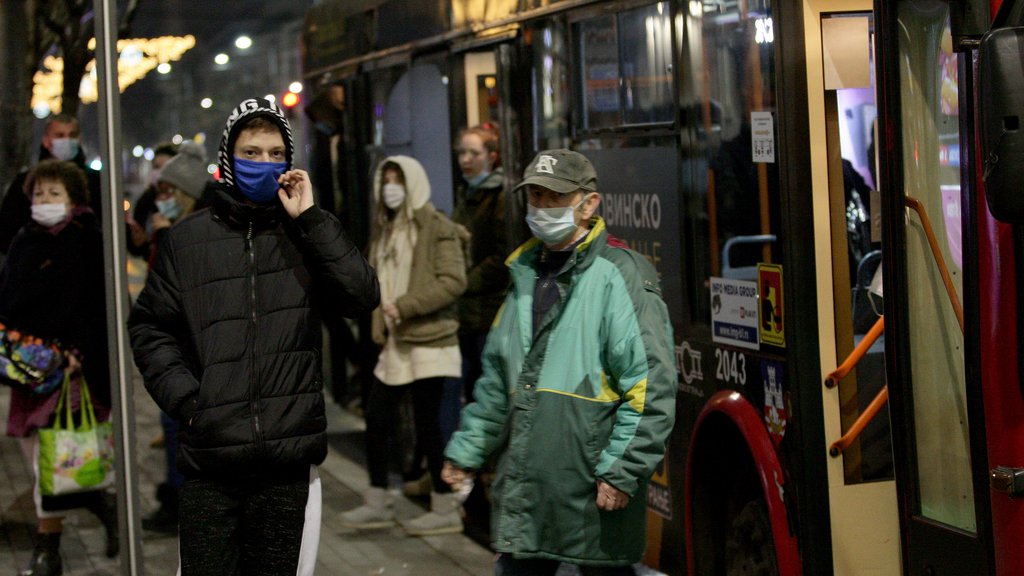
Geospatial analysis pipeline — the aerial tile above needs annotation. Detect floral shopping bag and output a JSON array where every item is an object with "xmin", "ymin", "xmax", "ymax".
[
  {"xmin": 37, "ymin": 374, "xmax": 115, "ymax": 496},
  {"xmin": 0, "ymin": 321, "xmax": 65, "ymax": 395}
]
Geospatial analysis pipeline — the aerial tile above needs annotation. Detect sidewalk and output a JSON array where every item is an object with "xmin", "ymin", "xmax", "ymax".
[{"xmin": 0, "ymin": 371, "xmax": 494, "ymax": 575}]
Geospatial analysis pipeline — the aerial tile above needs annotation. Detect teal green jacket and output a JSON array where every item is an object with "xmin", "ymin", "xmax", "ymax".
[{"xmin": 445, "ymin": 217, "xmax": 676, "ymax": 565}]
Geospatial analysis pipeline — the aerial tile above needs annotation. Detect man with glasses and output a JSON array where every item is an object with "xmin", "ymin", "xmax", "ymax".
[{"xmin": 442, "ymin": 149, "xmax": 677, "ymax": 575}]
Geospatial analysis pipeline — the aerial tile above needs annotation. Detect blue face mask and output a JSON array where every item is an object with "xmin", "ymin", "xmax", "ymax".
[
  {"xmin": 464, "ymin": 171, "xmax": 490, "ymax": 189},
  {"xmin": 155, "ymin": 197, "xmax": 183, "ymax": 221},
  {"xmin": 234, "ymin": 157, "xmax": 287, "ymax": 203}
]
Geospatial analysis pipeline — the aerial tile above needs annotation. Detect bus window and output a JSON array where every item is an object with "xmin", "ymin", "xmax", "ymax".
[
  {"xmin": 683, "ymin": 0, "xmax": 781, "ymax": 325},
  {"xmin": 896, "ymin": 3, "xmax": 973, "ymax": 532},
  {"xmin": 524, "ymin": 20, "xmax": 572, "ymax": 150},
  {"xmin": 577, "ymin": 14, "xmax": 621, "ymax": 129},
  {"xmin": 575, "ymin": 2, "xmax": 674, "ymax": 131},
  {"xmin": 618, "ymin": 3, "xmax": 673, "ymax": 125}
]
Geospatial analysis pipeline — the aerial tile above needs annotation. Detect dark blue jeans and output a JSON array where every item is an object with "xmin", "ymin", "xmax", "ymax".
[{"xmin": 495, "ymin": 555, "xmax": 636, "ymax": 576}]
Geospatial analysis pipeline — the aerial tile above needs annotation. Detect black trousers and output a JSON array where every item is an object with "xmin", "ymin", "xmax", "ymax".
[
  {"xmin": 364, "ymin": 376, "xmax": 449, "ymax": 493},
  {"xmin": 178, "ymin": 472, "xmax": 309, "ymax": 576}
]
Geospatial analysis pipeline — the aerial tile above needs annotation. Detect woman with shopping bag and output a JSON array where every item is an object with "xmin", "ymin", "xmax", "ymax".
[{"xmin": 0, "ymin": 159, "xmax": 117, "ymax": 576}]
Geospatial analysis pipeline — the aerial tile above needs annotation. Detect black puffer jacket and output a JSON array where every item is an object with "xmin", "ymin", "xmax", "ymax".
[{"xmin": 129, "ymin": 187, "xmax": 379, "ymax": 478}]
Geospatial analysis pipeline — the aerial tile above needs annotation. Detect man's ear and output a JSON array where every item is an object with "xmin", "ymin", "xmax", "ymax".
[{"xmin": 581, "ymin": 192, "xmax": 601, "ymax": 219}]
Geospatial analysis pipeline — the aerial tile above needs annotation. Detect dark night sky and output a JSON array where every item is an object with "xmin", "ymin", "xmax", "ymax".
[{"xmin": 100, "ymin": 0, "xmax": 316, "ymax": 180}]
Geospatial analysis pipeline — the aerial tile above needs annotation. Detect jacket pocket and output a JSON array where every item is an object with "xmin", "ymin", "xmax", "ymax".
[{"xmin": 396, "ymin": 311, "xmax": 459, "ymax": 344}]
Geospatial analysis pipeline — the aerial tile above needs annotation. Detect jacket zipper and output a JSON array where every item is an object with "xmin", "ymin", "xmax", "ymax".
[{"xmin": 246, "ymin": 221, "xmax": 264, "ymax": 453}]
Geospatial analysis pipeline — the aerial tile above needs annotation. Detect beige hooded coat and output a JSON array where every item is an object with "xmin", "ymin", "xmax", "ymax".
[{"xmin": 369, "ymin": 155, "xmax": 466, "ymax": 385}]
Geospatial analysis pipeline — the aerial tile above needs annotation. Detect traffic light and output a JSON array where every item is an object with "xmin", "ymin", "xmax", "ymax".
[{"xmin": 281, "ymin": 91, "xmax": 300, "ymax": 117}]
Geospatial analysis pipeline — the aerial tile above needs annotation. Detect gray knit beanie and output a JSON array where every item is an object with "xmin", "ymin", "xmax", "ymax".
[{"xmin": 159, "ymin": 140, "xmax": 209, "ymax": 198}]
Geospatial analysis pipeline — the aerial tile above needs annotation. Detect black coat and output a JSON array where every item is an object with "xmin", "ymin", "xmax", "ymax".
[
  {"xmin": 128, "ymin": 186, "xmax": 380, "ymax": 478},
  {"xmin": 0, "ymin": 211, "xmax": 110, "ymax": 406}
]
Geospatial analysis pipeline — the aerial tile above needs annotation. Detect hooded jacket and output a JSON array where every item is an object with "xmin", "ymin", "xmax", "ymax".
[
  {"xmin": 444, "ymin": 218, "xmax": 676, "ymax": 565},
  {"xmin": 452, "ymin": 168, "xmax": 509, "ymax": 333},
  {"xmin": 128, "ymin": 98, "xmax": 380, "ymax": 478},
  {"xmin": 368, "ymin": 155, "xmax": 466, "ymax": 347}
]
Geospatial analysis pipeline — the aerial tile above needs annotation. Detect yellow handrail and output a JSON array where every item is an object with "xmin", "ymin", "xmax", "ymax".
[
  {"xmin": 904, "ymin": 196, "xmax": 964, "ymax": 334},
  {"xmin": 828, "ymin": 197, "xmax": 965, "ymax": 457},
  {"xmin": 825, "ymin": 316, "xmax": 884, "ymax": 389},
  {"xmin": 830, "ymin": 385, "xmax": 889, "ymax": 457},
  {"xmin": 826, "ymin": 316, "xmax": 885, "ymax": 457}
]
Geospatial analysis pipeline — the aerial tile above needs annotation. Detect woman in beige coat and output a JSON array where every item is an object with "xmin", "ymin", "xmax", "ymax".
[{"xmin": 340, "ymin": 155, "xmax": 467, "ymax": 535}]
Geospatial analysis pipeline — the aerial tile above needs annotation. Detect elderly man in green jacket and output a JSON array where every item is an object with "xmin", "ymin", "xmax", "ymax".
[{"xmin": 443, "ymin": 149, "xmax": 677, "ymax": 575}]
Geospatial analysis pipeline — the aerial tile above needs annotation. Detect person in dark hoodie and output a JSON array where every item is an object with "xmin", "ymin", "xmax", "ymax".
[
  {"xmin": 1, "ymin": 159, "xmax": 117, "ymax": 576},
  {"xmin": 451, "ymin": 124, "xmax": 508, "ymax": 404},
  {"xmin": 0, "ymin": 114, "xmax": 102, "ymax": 256},
  {"xmin": 128, "ymin": 97, "xmax": 380, "ymax": 575}
]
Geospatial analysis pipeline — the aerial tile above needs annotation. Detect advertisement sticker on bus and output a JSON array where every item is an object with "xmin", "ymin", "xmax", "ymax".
[
  {"xmin": 762, "ymin": 359, "xmax": 787, "ymax": 446},
  {"xmin": 758, "ymin": 263, "xmax": 785, "ymax": 347},
  {"xmin": 647, "ymin": 455, "xmax": 672, "ymax": 520},
  {"xmin": 710, "ymin": 277, "xmax": 760, "ymax": 350},
  {"xmin": 751, "ymin": 111, "xmax": 776, "ymax": 163}
]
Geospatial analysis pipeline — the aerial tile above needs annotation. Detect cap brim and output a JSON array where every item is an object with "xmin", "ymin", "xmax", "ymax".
[{"xmin": 513, "ymin": 174, "xmax": 584, "ymax": 194}]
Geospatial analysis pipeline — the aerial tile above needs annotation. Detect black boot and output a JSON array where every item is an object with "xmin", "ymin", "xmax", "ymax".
[
  {"xmin": 18, "ymin": 532, "xmax": 62, "ymax": 576},
  {"xmin": 85, "ymin": 492, "xmax": 119, "ymax": 558},
  {"xmin": 142, "ymin": 483, "xmax": 179, "ymax": 535}
]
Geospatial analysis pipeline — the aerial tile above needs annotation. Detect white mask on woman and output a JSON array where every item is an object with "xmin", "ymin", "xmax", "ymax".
[
  {"xmin": 382, "ymin": 183, "xmax": 406, "ymax": 209},
  {"xmin": 31, "ymin": 203, "xmax": 68, "ymax": 227}
]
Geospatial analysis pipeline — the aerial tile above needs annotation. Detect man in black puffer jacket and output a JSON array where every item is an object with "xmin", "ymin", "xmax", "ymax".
[{"xmin": 128, "ymin": 97, "xmax": 379, "ymax": 575}]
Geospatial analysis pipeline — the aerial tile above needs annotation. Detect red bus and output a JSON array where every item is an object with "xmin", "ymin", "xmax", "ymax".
[{"xmin": 298, "ymin": 0, "xmax": 1024, "ymax": 573}]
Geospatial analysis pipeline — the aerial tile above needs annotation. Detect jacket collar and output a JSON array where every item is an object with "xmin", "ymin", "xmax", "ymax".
[
  {"xmin": 210, "ymin": 183, "xmax": 282, "ymax": 230},
  {"xmin": 506, "ymin": 216, "xmax": 608, "ymax": 273}
]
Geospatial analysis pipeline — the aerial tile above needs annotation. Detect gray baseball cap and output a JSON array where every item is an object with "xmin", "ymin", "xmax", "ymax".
[{"xmin": 514, "ymin": 149, "xmax": 598, "ymax": 194}]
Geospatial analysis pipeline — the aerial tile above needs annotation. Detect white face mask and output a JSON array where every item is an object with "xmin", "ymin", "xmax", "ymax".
[
  {"xmin": 49, "ymin": 138, "xmax": 80, "ymax": 161},
  {"xmin": 31, "ymin": 203, "xmax": 68, "ymax": 227},
  {"xmin": 525, "ymin": 197, "xmax": 585, "ymax": 246},
  {"xmin": 382, "ymin": 183, "xmax": 406, "ymax": 209}
]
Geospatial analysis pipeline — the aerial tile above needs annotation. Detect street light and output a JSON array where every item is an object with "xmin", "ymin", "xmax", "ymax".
[
  {"xmin": 214, "ymin": 53, "xmax": 230, "ymax": 65},
  {"xmin": 157, "ymin": 62, "xmax": 172, "ymax": 74},
  {"xmin": 235, "ymin": 35, "xmax": 252, "ymax": 50},
  {"xmin": 281, "ymin": 92, "xmax": 300, "ymax": 108},
  {"xmin": 289, "ymin": 81, "xmax": 303, "ymax": 94},
  {"xmin": 201, "ymin": 98, "xmax": 213, "ymax": 109}
]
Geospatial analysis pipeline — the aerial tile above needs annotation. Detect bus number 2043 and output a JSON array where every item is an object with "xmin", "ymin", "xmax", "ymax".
[{"xmin": 714, "ymin": 348, "xmax": 747, "ymax": 386}]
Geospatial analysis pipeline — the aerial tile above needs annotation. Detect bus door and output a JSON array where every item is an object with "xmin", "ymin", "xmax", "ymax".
[
  {"xmin": 369, "ymin": 53, "xmax": 455, "ymax": 213},
  {"xmin": 805, "ymin": 0, "xmax": 902, "ymax": 573},
  {"xmin": 876, "ymin": 0, "xmax": 993, "ymax": 573},
  {"xmin": 450, "ymin": 44, "xmax": 518, "ymax": 243}
]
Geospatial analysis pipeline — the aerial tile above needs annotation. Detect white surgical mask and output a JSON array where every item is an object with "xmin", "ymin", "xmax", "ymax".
[
  {"xmin": 382, "ymin": 183, "xmax": 406, "ymax": 209},
  {"xmin": 525, "ymin": 197, "xmax": 585, "ymax": 246},
  {"xmin": 49, "ymin": 138, "xmax": 80, "ymax": 161},
  {"xmin": 31, "ymin": 203, "xmax": 68, "ymax": 227}
]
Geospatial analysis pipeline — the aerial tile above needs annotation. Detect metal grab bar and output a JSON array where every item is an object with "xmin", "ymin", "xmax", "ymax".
[
  {"xmin": 826, "ymin": 198, "xmax": 963, "ymax": 457},
  {"xmin": 825, "ymin": 316, "xmax": 885, "ymax": 457},
  {"xmin": 903, "ymin": 196, "xmax": 965, "ymax": 334},
  {"xmin": 825, "ymin": 316, "xmax": 885, "ymax": 388},
  {"xmin": 830, "ymin": 385, "xmax": 889, "ymax": 457}
]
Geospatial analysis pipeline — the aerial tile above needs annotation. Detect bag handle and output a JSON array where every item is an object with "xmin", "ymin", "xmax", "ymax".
[
  {"xmin": 51, "ymin": 372, "xmax": 98, "ymax": 431},
  {"xmin": 52, "ymin": 371, "xmax": 73, "ymax": 431},
  {"xmin": 78, "ymin": 376, "xmax": 97, "ymax": 430}
]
